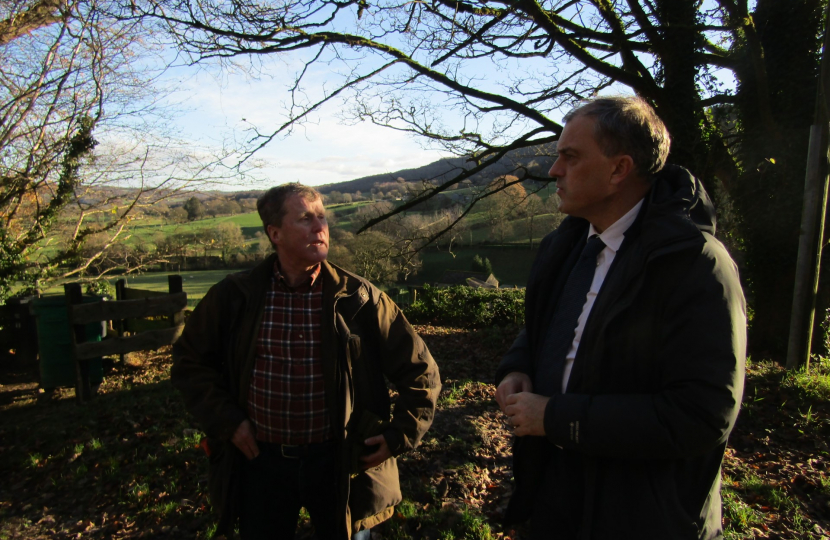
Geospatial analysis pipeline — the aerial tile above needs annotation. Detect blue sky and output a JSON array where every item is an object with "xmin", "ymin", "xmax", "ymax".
[
  {"xmin": 150, "ymin": 0, "xmax": 737, "ymax": 192},
  {"xmin": 160, "ymin": 59, "xmax": 451, "ymax": 190}
]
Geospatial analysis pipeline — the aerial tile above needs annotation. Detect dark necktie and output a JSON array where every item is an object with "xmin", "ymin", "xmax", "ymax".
[{"xmin": 535, "ymin": 235, "xmax": 606, "ymax": 396}]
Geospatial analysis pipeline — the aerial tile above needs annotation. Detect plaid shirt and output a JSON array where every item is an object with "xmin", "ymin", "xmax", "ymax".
[{"xmin": 247, "ymin": 261, "xmax": 333, "ymax": 444}]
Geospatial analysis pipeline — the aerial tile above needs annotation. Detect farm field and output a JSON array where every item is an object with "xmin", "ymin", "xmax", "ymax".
[
  {"xmin": 38, "ymin": 270, "xmax": 232, "ymax": 308},
  {"xmin": 124, "ymin": 213, "xmax": 265, "ymax": 249},
  {"xmin": 25, "ymin": 189, "xmax": 568, "ymax": 306},
  {"xmin": 116, "ymin": 271, "xmax": 232, "ymax": 307},
  {"xmin": 35, "ymin": 245, "xmax": 537, "ymax": 304}
]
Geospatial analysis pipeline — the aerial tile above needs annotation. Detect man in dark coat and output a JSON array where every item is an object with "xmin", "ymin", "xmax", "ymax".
[
  {"xmin": 172, "ymin": 184, "xmax": 440, "ymax": 539},
  {"xmin": 495, "ymin": 97, "xmax": 746, "ymax": 540}
]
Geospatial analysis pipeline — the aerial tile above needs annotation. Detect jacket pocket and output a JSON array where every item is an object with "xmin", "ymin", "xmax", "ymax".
[{"xmin": 347, "ymin": 408, "xmax": 389, "ymax": 475}]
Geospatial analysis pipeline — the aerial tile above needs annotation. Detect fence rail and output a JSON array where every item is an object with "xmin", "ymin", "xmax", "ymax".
[
  {"xmin": 64, "ymin": 275, "xmax": 186, "ymax": 402},
  {"xmin": 70, "ymin": 292, "xmax": 187, "ymax": 325}
]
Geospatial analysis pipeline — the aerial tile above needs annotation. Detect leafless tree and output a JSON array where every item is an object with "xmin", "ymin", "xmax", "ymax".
[
  {"xmin": 0, "ymin": 0, "xmax": 243, "ymax": 300},
  {"xmin": 122, "ymin": 0, "xmax": 826, "ymax": 355}
]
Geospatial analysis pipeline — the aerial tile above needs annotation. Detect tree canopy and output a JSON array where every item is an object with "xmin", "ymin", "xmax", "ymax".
[
  {"xmin": 121, "ymin": 0, "xmax": 825, "ymax": 356},
  {"xmin": 0, "ymin": 0, "xmax": 241, "ymax": 301}
]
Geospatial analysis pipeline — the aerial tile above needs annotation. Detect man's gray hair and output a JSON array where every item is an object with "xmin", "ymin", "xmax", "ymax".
[
  {"xmin": 563, "ymin": 96, "xmax": 671, "ymax": 177},
  {"xmin": 257, "ymin": 183, "xmax": 322, "ymax": 232}
]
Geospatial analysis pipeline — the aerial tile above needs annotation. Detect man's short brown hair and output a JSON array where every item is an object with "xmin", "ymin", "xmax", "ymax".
[
  {"xmin": 564, "ymin": 96, "xmax": 671, "ymax": 178},
  {"xmin": 257, "ymin": 183, "xmax": 322, "ymax": 233}
]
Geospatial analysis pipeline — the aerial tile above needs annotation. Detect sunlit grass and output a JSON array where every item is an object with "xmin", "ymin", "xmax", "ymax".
[{"xmin": 786, "ymin": 355, "xmax": 830, "ymax": 401}]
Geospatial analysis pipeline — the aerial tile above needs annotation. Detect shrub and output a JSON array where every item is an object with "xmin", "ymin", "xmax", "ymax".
[
  {"xmin": 405, "ymin": 285, "xmax": 524, "ymax": 328},
  {"xmin": 470, "ymin": 255, "xmax": 493, "ymax": 275}
]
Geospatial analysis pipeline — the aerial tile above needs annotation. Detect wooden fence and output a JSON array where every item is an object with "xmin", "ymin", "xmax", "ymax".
[{"xmin": 64, "ymin": 276, "xmax": 186, "ymax": 402}]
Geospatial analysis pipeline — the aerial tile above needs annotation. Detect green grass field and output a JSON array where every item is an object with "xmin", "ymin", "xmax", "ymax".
[
  {"xmin": 113, "ymin": 244, "xmax": 538, "ymax": 304},
  {"xmin": 38, "ymin": 270, "xmax": 233, "ymax": 308},
  {"xmin": 117, "ymin": 271, "xmax": 233, "ymax": 307},
  {"xmin": 126, "ymin": 213, "xmax": 265, "ymax": 245},
  {"xmin": 26, "ymin": 188, "xmax": 564, "ymax": 304},
  {"xmin": 34, "ymin": 244, "xmax": 536, "ymax": 307}
]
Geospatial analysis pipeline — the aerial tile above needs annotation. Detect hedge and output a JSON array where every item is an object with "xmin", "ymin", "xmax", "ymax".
[{"xmin": 404, "ymin": 284, "xmax": 525, "ymax": 328}]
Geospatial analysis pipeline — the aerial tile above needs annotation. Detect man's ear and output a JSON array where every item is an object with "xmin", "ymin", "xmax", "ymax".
[
  {"xmin": 266, "ymin": 224, "xmax": 280, "ymax": 246},
  {"xmin": 610, "ymin": 155, "xmax": 636, "ymax": 185}
]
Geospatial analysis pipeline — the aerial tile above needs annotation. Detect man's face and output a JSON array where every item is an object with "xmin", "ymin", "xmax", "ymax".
[
  {"xmin": 266, "ymin": 194, "xmax": 329, "ymax": 269},
  {"xmin": 548, "ymin": 115, "xmax": 621, "ymax": 222}
]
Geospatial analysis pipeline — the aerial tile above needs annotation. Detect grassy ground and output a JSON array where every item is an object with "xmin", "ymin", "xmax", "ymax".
[
  {"xmin": 2, "ymin": 331, "xmax": 828, "ymax": 539},
  {"xmin": 721, "ymin": 358, "xmax": 830, "ymax": 539},
  {"xmin": 114, "ymin": 271, "xmax": 233, "ymax": 308}
]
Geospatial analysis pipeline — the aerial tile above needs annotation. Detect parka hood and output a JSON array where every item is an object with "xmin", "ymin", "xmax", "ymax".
[{"xmin": 649, "ymin": 164, "xmax": 717, "ymax": 236}]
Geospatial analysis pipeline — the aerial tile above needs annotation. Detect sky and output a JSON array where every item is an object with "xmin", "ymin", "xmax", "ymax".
[
  {"xmin": 162, "ymin": 62, "xmax": 451, "ymax": 190},
  {"xmin": 151, "ymin": 0, "xmax": 737, "ymax": 193}
]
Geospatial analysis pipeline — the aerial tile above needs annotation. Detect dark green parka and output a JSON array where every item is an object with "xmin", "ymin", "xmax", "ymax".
[
  {"xmin": 496, "ymin": 165, "xmax": 746, "ymax": 540},
  {"xmin": 171, "ymin": 256, "xmax": 440, "ymax": 538}
]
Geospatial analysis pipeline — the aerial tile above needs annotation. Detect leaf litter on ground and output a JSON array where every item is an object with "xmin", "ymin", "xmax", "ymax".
[{"xmin": 1, "ymin": 328, "xmax": 829, "ymax": 539}]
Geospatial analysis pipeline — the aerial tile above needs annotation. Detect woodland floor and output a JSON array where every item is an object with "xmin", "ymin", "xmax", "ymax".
[{"xmin": 1, "ymin": 325, "xmax": 829, "ymax": 539}]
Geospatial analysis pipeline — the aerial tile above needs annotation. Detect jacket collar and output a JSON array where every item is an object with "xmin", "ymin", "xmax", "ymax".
[
  {"xmin": 224, "ymin": 254, "xmax": 370, "ymax": 317},
  {"xmin": 554, "ymin": 164, "xmax": 713, "ymax": 252},
  {"xmin": 321, "ymin": 260, "xmax": 373, "ymax": 318},
  {"xmin": 225, "ymin": 252, "xmax": 278, "ymax": 300}
]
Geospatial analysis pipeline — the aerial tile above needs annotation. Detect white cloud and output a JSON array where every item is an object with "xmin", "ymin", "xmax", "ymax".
[{"xmin": 160, "ymin": 62, "xmax": 448, "ymax": 188}]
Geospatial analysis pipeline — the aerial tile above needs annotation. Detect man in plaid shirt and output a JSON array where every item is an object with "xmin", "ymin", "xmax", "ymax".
[{"xmin": 172, "ymin": 184, "xmax": 440, "ymax": 539}]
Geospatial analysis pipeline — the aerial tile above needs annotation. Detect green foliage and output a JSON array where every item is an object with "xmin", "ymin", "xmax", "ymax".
[
  {"xmin": 405, "ymin": 285, "xmax": 524, "ymax": 328},
  {"xmin": 438, "ymin": 379, "xmax": 473, "ymax": 407},
  {"xmin": 383, "ymin": 502, "xmax": 494, "ymax": 540},
  {"xmin": 0, "ymin": 118, "xmax": 97, "ymax": 303},
  {"xmin": 183, "ymin": 197, "xmax": 205, "ymax": 221},
  {"xmin": 470, "ymin": 255, "xmax": 493, "ymax": 275},
  {"xmin": 85, "ymin": 280, "xmax": 114, "ymax": 298},
  {"xmin": 784, "ymin": 355, "xmax": 830, "ymax": 402},
  {"xmin": 722, "ymin": 475, "xmax": 764, "ymax": 538},
  {"xmin": 434, "ymin": 510, "xmax": 494, "ymax": 540},
  {"xmin": 722, "ymin": 470, "xmax": 812, "ymax": 538}
]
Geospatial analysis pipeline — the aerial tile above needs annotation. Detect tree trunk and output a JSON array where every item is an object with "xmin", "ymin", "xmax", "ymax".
[{"xmin": 732, "ymin": 0, "xmax": 824, "ymax": 358}]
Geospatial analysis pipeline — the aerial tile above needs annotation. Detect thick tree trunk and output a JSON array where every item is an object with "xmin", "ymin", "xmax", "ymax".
[
  {"xmin": 732, "ymin": 0, "xmax": 824, "ymax": 358},
  {"xmin": 654, "ymin": 1, "xmax": 706, "ymax": 180}
]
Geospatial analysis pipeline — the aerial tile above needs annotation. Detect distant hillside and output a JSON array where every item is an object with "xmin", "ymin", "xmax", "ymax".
[{"xmin": 316, "ymin": 144, "xmax": 556, "ymax": 194}]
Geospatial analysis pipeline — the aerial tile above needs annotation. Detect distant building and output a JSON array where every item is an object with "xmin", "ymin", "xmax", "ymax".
[{"xmin": 438, "ymin": 270, "xmax": 499, "ymax": 289}]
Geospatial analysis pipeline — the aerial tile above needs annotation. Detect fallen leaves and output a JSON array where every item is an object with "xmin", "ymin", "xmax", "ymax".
[{"xmin": 2, "ymin": 334, "xmax": 830, "ymax": 539}]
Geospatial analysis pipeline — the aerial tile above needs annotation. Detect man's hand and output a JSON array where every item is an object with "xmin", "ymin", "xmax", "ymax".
[
  {"xmin": 495, "ymin": 372, "xmax": 533, "ymax": 412},
  {"xmin": 361, "ymin": 434, "xmax": 392, "ymax": 469},
  {"xmin": 231, "ymin": 420, "xmax": 260, "ymax": 460},
  {"xmin": 503, "ymin": 392, "xmax": 550, "ymax": 437}
]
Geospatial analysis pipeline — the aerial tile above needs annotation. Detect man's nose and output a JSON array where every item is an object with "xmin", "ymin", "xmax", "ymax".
[{"xmin": 548, "ymin": 158, "xmax": 562, "ymax": 178}]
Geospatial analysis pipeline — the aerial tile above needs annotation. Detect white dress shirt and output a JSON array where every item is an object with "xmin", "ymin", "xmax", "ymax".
[{"xmin": 560, "ymin": 199, "xmax": 644, "ymax": 393}]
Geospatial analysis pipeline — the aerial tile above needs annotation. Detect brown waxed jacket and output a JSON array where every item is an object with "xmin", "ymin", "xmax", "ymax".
[{"xmin": 171, "ymin": 254, "xmax": 440, "ymax": 538}]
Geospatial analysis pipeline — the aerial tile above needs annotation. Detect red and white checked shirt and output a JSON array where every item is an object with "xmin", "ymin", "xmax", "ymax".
[{"xmin": 247, "ymin": 260, "xmax": 333, "ymax": 444}]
